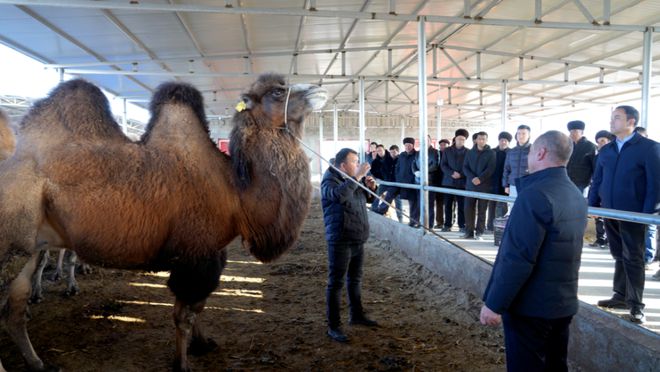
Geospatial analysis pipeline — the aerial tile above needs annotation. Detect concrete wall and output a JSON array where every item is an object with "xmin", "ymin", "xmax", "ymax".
[{"xmin": 368, "ymin": 211, "xmax": 660, "ymax": 372}]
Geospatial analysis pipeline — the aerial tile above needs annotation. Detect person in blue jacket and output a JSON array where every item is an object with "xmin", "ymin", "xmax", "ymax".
[
  {"xmin": 321, "ymin": 148, "xmax": 379, "ymax": 343},
  {"xmin": 588, "ymin": 106, "xmax": 660, "ymax": 324},
  {"xmin": 480, "ymin": 130, "xmax": 587, "ymax": 372}
]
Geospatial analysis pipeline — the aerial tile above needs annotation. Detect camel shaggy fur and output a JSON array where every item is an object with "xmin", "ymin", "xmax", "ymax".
[
  {"xmin": 0, "ymin": 109, "xmax": 82, "ymax": 303},
  {"xmin": 0, "ymin": 74, "xmax": 326, "ymax": 371},
  {"xmin": 0, "ymin": 109, "xmax": 15, "ymax": 161}
]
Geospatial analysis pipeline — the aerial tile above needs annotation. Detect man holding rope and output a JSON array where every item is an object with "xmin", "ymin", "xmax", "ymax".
[{"xmin": 321, "ymin": 148, "xmax": 379, "ymax": 343}]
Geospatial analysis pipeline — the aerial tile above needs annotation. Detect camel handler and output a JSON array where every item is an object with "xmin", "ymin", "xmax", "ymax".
[{"xmin": 321, "ymin": 148, "xmax": 379, "ymax": 343}]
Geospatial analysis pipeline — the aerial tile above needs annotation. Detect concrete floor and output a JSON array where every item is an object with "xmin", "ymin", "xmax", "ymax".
[{"xmin": 429, "ymin": 227, "xmax": 660, "ymax": 333}]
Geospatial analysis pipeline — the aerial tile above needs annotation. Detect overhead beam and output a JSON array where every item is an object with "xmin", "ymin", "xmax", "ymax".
[
  {"xmin": 0, "ymin": 0, "xmax": 654, "ymax": 32},
  {"xmin": 15, "ymin": 5, "xmax": 153, "ymax": 94}
]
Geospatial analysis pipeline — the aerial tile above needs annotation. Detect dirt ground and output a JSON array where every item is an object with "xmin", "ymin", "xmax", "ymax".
[{"xmin": 0, "ymin": 200, "xmax": 506, "ymax": 371}]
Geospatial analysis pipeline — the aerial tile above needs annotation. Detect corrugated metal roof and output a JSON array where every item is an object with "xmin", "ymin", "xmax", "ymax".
[{"xmin": 0, "ymin": 0, "xmax": 658, "ymax": 124}]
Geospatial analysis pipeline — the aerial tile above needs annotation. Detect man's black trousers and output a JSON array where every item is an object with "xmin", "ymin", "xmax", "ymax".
[
  {"xmin": 502, "ymin": 312, "xmax": 573, "ymax": 372},
  {"xmin": 604, "ymin": 219, "xmax": 646, "ymax": 309},
  {"xmin": 326, "ymin": 242, "xmax": 364, "ymax": 328}
]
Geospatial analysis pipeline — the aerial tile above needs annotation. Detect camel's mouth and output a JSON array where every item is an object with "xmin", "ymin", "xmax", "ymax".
[{"xmin": 290, "ymin": 84, "xmax": 327, "ymax": 111}]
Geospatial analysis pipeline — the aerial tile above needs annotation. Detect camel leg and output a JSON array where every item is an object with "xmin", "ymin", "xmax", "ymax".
[
  {"xmin": 63, "ymin": 250, "xmax": 79, "ymax": 297},
  {"xmin": 30, "ymin": 250, "xmax": 49, "ymax": 304},
  {"xmin": 48, "ymin": 249, "xmax": 65, "ymax": 282},
  {"xmin": 4, "ymin": 254, "xmax": 58, "ymax": 371},
  {"xmin": 188, "ymin": 300, "xmax": 217, "ymax": 356},
  {"xmin": 172, "ymin": 299, "xmax": 207, "ymax": 372}
]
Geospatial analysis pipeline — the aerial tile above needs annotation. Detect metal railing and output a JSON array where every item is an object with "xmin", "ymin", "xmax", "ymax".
[{"xmin": 375, "ymin": 179, "xmax": 660, "ymax": 226}]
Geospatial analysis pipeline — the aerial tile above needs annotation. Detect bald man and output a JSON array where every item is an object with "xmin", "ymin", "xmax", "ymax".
[{"xmin": 481, "ymin": 131, "xmax": 588, "ymax": 372}]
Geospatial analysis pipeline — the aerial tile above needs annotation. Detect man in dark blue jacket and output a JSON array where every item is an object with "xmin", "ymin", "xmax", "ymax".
[
  {"xmin": 440, "ymin": 129, "xmax": 469, "ymax": 232},
  {"xmin": 487, "ymin": 131, "xmax": 512, "ymax": 231},
  {"xmin": 321, "ymin": 148, "xmax": 379, "ymax": 343},
  {"xmin": 462, "ymin": 131, "xmax": 496, "ymax": 239},
  {"xmin": 481, "ymin": 131, "xmax": 587, "ymax": 372},
  {"xmin": 588, "ymin": 106, "xmax": 660, "ymax": 324},
  {"xmin": 374, "ymin": 138, "xmax": 420, "ymax": 227},
  {"xmin": 566, "ymin": 120, "xmax": 597, "ymax": 194}
]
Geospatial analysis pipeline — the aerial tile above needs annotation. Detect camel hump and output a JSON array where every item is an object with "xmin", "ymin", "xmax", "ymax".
[
  {"xmin": 142, "ymin": 81, "xmax": 208, "ymax": 140},
  {"xmin": 0, "ymin": 109, "xmax": 16, "ymax": 160},
  {"xmin": 20, "ymin": 79, "xmax": 125, "ymax": 140}
]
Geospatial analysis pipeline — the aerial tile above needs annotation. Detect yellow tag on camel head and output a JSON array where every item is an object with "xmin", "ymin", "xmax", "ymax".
[{"xmin": 235, "ymin": 100, "xmax": 247, "ymax": 112}]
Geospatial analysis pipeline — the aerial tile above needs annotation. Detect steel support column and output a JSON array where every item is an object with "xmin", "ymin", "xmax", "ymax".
[
  {"xmin": 641, "ymin": 27, "xmax": 653, "ymax": 129},
  {"xmin": 501, "ymin": 80, "xmax": 508, "ymax": 130},
  {"xmin": 418, "ymin": 17, "xmax": 429, "ymax": 230},
  {"xmin": 359, "ymin": 77, "xmax": 366, "ymax": 163},
  {"xmin": 319, "ymin": 115, "xmax": 324, "ymax": 177},
  {"xmin": 333, "ymin": 103, "xmax": 339, "ymax": 154},
  {"xmin": 122, "ymin": 98, "xmax": 128, "ymax": 134}
]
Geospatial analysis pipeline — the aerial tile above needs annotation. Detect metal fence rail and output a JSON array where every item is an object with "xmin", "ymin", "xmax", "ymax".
[{"xmin": 375, "ymin": 179, "xmax": 660, "ymax": 226}]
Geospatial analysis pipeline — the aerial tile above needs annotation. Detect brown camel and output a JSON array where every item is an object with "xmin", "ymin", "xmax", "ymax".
[
  {"xmin": 0, "ymin": 109, "xmax": 82, "ymax": 303},
  {"xmin": 0, "ymin": 74, "xmax": 327, "ymax": 372},
  {"xmin": 0, "ymin": 109, "xmax": 15, "ymax": 161}
]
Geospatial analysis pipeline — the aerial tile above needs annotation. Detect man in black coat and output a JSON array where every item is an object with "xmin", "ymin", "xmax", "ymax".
[
  {"xmin": 412, "ymin": 135, "xmax": 440, "ymax": 228},
  {"xmin": 374, "ymin": 137, "xmax": 420, "ymax": 227},
  {"xmin": 566, "ymin": 120, "xmax": 597, "ymax": 195},
  {"xmin": 481, "ymin": 131, "xmax": 587, "ymax": 372},
  {"xmin": 370, "ymin": 144, "xmax": 395, "ymax": 213},
  {"xmin": 487, "ymin": 131, "xmax": 512, "ymax": 231},
  {"xmin": 440, "ymin": 129, "xmax": 469, "ymax": 232},
  {"xmin": 589, "ymin": 106, "xmax": 660, "ymax": 324},
  {"xmin": 321, "ymin": 148, "xmax": 378, "ymax": 343},
  {"xmin": 462, "ymin": 131, "xmax": 496, "ymax": 239}
]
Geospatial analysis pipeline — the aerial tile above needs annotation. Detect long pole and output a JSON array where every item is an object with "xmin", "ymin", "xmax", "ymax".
[
  {"xmin": 359, "ymin": 77, "xmax": 366, "ymax": 163},
  {"xmin": 641, "ymin": 27, "xmax": 653, "ymax": 129},
  {"xmin": 418, "ymin": 17, "xmax": 428, "ymax": 230}
]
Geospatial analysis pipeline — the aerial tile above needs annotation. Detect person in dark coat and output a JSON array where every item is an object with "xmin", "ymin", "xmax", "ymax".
[
  {"xmin": 412, "ymin": 135, "xmax": 440, "ymax": 228},
  {"xmin": 588, "ymin": 130, "xmax": 615, "ymax": 249},
  {"xmin": 440, "ymin": 129, "xmax": 469, "ymax": 232},
  {"xmin": 481, "ymin": 130, "xmax": 588, "ymax": 372},
  {"xmin": 588, "ymin": 106, "xmax": 660, "ymax": 324},
  {"xmin": 435, "ymin": 139, "xmax": 451, "ymax": 228},
  {"xmin": 502, "ymin": 125, "xmax": 531, "ymax": 209},
  {"xmin": 374, "ymin": 138, "xmax": 420, "ymax": 227},
  {"xmin": 462, "ymin": 131, "xmax": 496, "ymax": 239},
  {"xmin": 566, "ymin": 120, "xmax": 597, "ymax": 194},
  {"xmin": 321, "ymin": 148, "xmax": 378, "ymax": 343},
  {"xmin": 487, "ymin": 131, "xmax": 512, "ymax": 231},
  {"xmin": 370, "ymin": 144, "xmax": 395, "ymax": 212}
]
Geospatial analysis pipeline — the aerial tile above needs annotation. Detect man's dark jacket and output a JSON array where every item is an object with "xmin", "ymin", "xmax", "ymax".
[
  {"xmin": 483, "ymin": 167, "xmax": 587, "ymax": 318},
  {"xmin": 492, "ymin": 147, "xmax": 509, "ymax": 194},
  {"xmin": 371, "ymin": 151, "xmax": 396, "ymax": 182},
  {"xmin": 395, "ymin": 149, "xmax": 418, "ymax": 199},
  {"xmin": 440, "ymin": 145, "xmax": 467, "ymax": 189},
  {"xmin": 502, "ymin": 142, "xmax": 531, "ymax": 188},
  {"xmin": 321, "ymin": 167, "xmax": 375, "ymax": 244},
  {"xmin": 588, "ymin": 133, "xmax": 660, "ymax": 214},
  {"xmin": 462, "ymin": 145, "xmax": 496, "ymax": 192},
  {"xmin": 567, "ymin": 137, "xmax": 597, "ymax": 190},
  {"xmin": 412, "ymin": 146, "xmax": 440, "ymax": 185}
]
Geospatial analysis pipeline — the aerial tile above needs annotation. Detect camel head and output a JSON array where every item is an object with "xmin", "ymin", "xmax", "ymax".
[
  {"xmin": 234, "ymin": 73, "xmax": 327, "ymax": 138},
  {"xmin": 230, "ymin": 73, "xmax": 327, "ymax": 189}
]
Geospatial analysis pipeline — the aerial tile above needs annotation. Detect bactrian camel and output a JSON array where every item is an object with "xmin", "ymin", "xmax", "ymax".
[
  {"xmin": 0, "ymin": 109, "xmax": 82, "ymax": 303},
  {"xmin": 0, "ymin": 73, "xmax": 327, "ymax": 371}
]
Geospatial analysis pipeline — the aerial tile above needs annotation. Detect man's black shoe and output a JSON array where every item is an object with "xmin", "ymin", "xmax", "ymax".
[
  {"xmin": 589, "ymin": 239, "xmax": 608, "ymax": 249},
  {"xmin": 597, "ymin": 297, "xmax": 630, "ymax": 309},
  {"xmin": 349, "ymin": 316, "xmax": 378, "ymax": 327},
  {"xmin": 630, "ymin": 307, "xmax": 646, "ymax": 324},
  {"xmin": 460, "ymin": 233, "xmax": 475, "ymax": 239},
  {"xmin": 441, "ymin": 227, "xmax": 451, "ymax": 232},
  {"xmin": 327, "ymin": 327, "xmax": 349, "ymax": 343}
]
